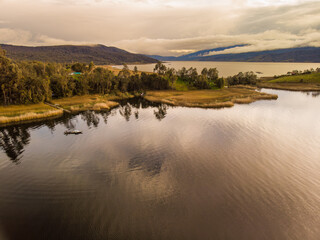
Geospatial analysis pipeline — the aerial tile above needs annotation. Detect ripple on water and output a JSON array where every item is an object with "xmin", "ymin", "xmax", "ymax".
[{"xmin": 0, "ymin": 91, "xmax": 320, "ymax": 240}]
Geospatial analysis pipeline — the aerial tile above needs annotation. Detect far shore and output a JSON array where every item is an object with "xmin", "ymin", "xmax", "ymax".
[{"xmin": 104, "ymin": 65, "xmax": 320, "ymax": 92}]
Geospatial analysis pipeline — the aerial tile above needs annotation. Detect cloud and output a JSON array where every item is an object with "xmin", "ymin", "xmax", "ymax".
[
  {"xmin": 0, "ymin": 28, "xmax": 86, "ymax": 46},
  {"xmin": 0, "ymin": 0, "xmax": 319, "ymax": 56},
  {"xmin": 114, "ymin": 29, "xmax": 320, "ymax": 56},
  {"xmin": 233, "ymin": 1, "xmax": 320, "ymax": 35}
]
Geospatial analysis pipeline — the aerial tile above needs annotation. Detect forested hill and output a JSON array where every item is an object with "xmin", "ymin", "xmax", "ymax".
[
  {"xmin": 0, "ymin": 44, "xmax": 157, "ymax": 65},
  {"xmin": 148, "ymin": 47, "xmax": 320, "ymax": 62}
]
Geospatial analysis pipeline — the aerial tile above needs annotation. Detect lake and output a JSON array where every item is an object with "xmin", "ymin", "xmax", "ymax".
[
  {"xmin": 118, "ymin": 61, "xmax": 320, "ymax": 77},
  {"xmin": 0, "ymin": 89, "xmax": 320, "ymax": 240}
]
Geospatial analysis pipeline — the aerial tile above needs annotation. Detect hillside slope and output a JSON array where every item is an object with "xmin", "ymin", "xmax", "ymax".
[
  {"xmin": 0, "ymin": 44, "xmax": 157, "ymax": 65},
  {"xmin": 148, "ymin": 47, "xmax": 320, "ymax": 62}
]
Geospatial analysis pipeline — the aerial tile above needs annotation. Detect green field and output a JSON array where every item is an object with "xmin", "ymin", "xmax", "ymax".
[
  {"xmin": 269, "ymin": 72, "xmax": 320, "ymax": 83},
  {"xmin": 258, "ymin": 72, "xmax": 320, "ymax": 91}
]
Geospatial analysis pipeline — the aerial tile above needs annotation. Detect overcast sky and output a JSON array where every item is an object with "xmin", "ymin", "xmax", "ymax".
[{"xmin": 0, "ymin": 0, "xmax": 319, "ymax": 56}]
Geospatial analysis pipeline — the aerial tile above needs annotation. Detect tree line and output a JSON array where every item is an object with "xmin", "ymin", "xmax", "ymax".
[
  {"xmin": 0, "ymin": 48, "xmax": 172, "ymax": 105},
  {"xmin": 1, "ymin": 46, "xmax": 258, "ymax": 105}
]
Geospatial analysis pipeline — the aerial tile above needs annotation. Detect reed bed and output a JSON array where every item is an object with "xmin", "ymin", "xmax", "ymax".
[
  {"xmin": 0, "ymin": 110, "xmax": 63, "ymax": 125},
  {"xmin": 145, "ymin": 88, "xmax": 278, "ymax": 109},
  {"xmin": 52, "ymin": 95, "xmax": 121, "ymax": 112}
]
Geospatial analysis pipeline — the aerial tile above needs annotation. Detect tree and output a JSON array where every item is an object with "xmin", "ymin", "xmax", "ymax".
[
  {"xmin": 165, "ymin": 68, "xmax": 177, "ymax": 89},
  {"xmin": 0, "ymin": 49, "xmax": 20, "ymax": 104},
  {"xmin": 88, "ymin": 67, "xmax": 113, "ymax": 94},
  {"xmin": 178, "ymin": 67, "xmax": 187, "ymax": 81},
  {"xmin": 194, "ymin": 75, "xmax": 210, "ymax": 89},
  {"xmin": 201, "ymin": 68, "xmax": 208, "ymax": 76},
  {"xmin": 88, "ymin": 61, "xmax": 95, "ymax": 72},
  {"xmin": 217, "ymin": 78, "xmax": 225, "ymax": 89},
  {"xmin": 117, "ymin": 64, "xmax": 131, "ymax": 92},
  {"xmin": 187, "ymin": 67, "xmax": 198, "ymax": 84},
  {"xmin": 154, "ymin": 62, "xmax": 167, "ymax": 75},
  {"xmin": 207, "ymin": 68, "xmax": 219, "ymax": 83},
  {"xmin": 227, "ymin": 72, "xmax": 257, "ymax": 86},
  {"xmin": 71, "ymin": 62, "xmax": 86, "ymax": 72}
]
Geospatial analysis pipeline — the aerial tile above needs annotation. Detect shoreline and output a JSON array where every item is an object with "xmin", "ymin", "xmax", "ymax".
[
  {"xmin": 2, "ymin": 70, "xmax": 319, "ymax": 126},
  {"xmin": 0, "ymin": 89, "xmax": 278, "ymax": 126},
  {"xmin": 0, "ymin": 111, "xmax": 64, "ymax": 127},
  {"xmin": 0, "ymin": 94, "xmax": 130, "ymax": 127},
  {"xmin": 257, "ymin": 82, "xmax": 320, "ymax": 91},
  {"xmin": 144, "ymin": 88, "xmax": 278, "ymax": 109},
  {"xmin": 258, "ymin": 72, "xmax": 320, "ymax": 91}
]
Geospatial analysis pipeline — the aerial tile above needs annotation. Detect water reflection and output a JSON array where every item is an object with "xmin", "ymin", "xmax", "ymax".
[
  {"xmin": 81, "ymin": 111, "xmax": 100, "ymax": 128},
  {"xmin": 0, "ymin": 126, "xmax": 30, "ymax": 163},
  {"xmin": 154, "ymin": 105, "xmax": 167, "ymax": 121},
  {"xmin": 0, "ymin": 99, "xmax": 170, "ymax": 162},
  {"xmin": 129, "ymin": 149, "xmax": 167, "ymax": 175},
  {"xmin": 0, "ymin": 90, "xmax": 320, "ymax": 240},
  {"xmin": 134, "ymin": 110, "xmax": 139, "ymax": 119},
  {"xmin": 118, "ymin": 97, "xmax": 169, "ymax": 121},
  {"xmin": 303, "ymin": 91, "xmax": 320, "ymax": 98},
  {"xmin": 119, "ymin": 104, "xmax": 132, "ymax": 121}
]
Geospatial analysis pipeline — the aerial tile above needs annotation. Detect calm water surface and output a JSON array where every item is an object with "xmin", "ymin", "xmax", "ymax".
[
  {"xmin": 0, "ymin": 89, "xmax": 320, "ymax": 240},
  {"xmin": 120, "ymin": 61, "xmax": 320, "ymax": 77}
]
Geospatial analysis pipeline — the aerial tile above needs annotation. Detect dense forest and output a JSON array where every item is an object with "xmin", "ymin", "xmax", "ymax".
[
  {"xmin": 0, "ymin": 46, "xmax": 258, "ymax": 105},
  {"xmin": 0, "ymin": 44, "xmax": 157, "ymax": 65}
]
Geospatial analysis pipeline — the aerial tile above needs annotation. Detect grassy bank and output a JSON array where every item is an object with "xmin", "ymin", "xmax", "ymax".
[
  {"xmin": 51, "ymin": 94, "xmax": 125, "ymax": 112},
  {"xmin": 0, "ymin": 93, "xmax": 135, "ymax": 126},
  {"xmin": 0, "ymin": 103, "xmax": 63, "ymax": 126},
  {"xmin": 258, "ymin": 72, "xmax": 320, "ymax": 91},
  {"xmin": 144, "ymin": 88, "xmax": 278, "ymax": 109},
  {"xmin": 269, "ymin": 72, "xmax": 320, "ymax": 84}
]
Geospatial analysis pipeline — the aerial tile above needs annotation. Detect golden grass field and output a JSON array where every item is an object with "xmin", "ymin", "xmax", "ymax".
[
  {"xmin": 51, "ymin": 94, "xmax": 125, "ymax": 112},
  {"xmin": 0, "ymin": 103, "xmax": 63, "ymax": 125},
  {"xmin": 0, "ymin": 94, "xmax": 133, "ymax": 125},
  {"xmin": 0, "ymin": 88, "xmax": 278, "ymax": 125},
  {"xmin": 145, "ymin": 88, "xmax": 278, "ymax": 109}
]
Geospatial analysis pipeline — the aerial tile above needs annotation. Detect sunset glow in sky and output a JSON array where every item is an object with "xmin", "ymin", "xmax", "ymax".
[{"xmin": 0, "ymin": 0, "xmax": 319, "ymax": 55}]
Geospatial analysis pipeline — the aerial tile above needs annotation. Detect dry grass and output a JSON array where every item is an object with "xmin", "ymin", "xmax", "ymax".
[
  {"xmin": 0, "ymin": 103, "xmax": 56, "ymax": 117},
  {"xmin": 0, "ymin": 103, "xmax": 63, "ymax": 125},
  {"xmin": 52, "ymin": 95, "xmax": 120, "ymax": 112},
  {"xmin": 0, "ymin": 109, "xmax": 63, "ymax": 125},
  {"xmin": 0, "ymin": 94, "xmax": 129, "ymax": 125},
  {"xmin": 145, "ymin": 88, "xmax": 277, "ymax": 109},
  {"xmin": 229, "ymin": 85, "xmax": 257, "ymax": 90},
  {"xmin": 0, "ymin": 94, "xmax": 133, "ymax": 125}
]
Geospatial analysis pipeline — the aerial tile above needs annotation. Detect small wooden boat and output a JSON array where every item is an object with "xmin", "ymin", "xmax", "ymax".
[{"xmin": 64, "ymin": 130, "xmax": 83, "ymax": 135}]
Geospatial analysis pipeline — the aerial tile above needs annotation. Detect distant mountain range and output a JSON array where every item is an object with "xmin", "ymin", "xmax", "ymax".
[
  {"xmin": 147, "ymin": 46, "xmax": 320, "ymax": 63},
  {"xmin": 0, "ymin": 44, "xmax": 157, "ymax": 65}
]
